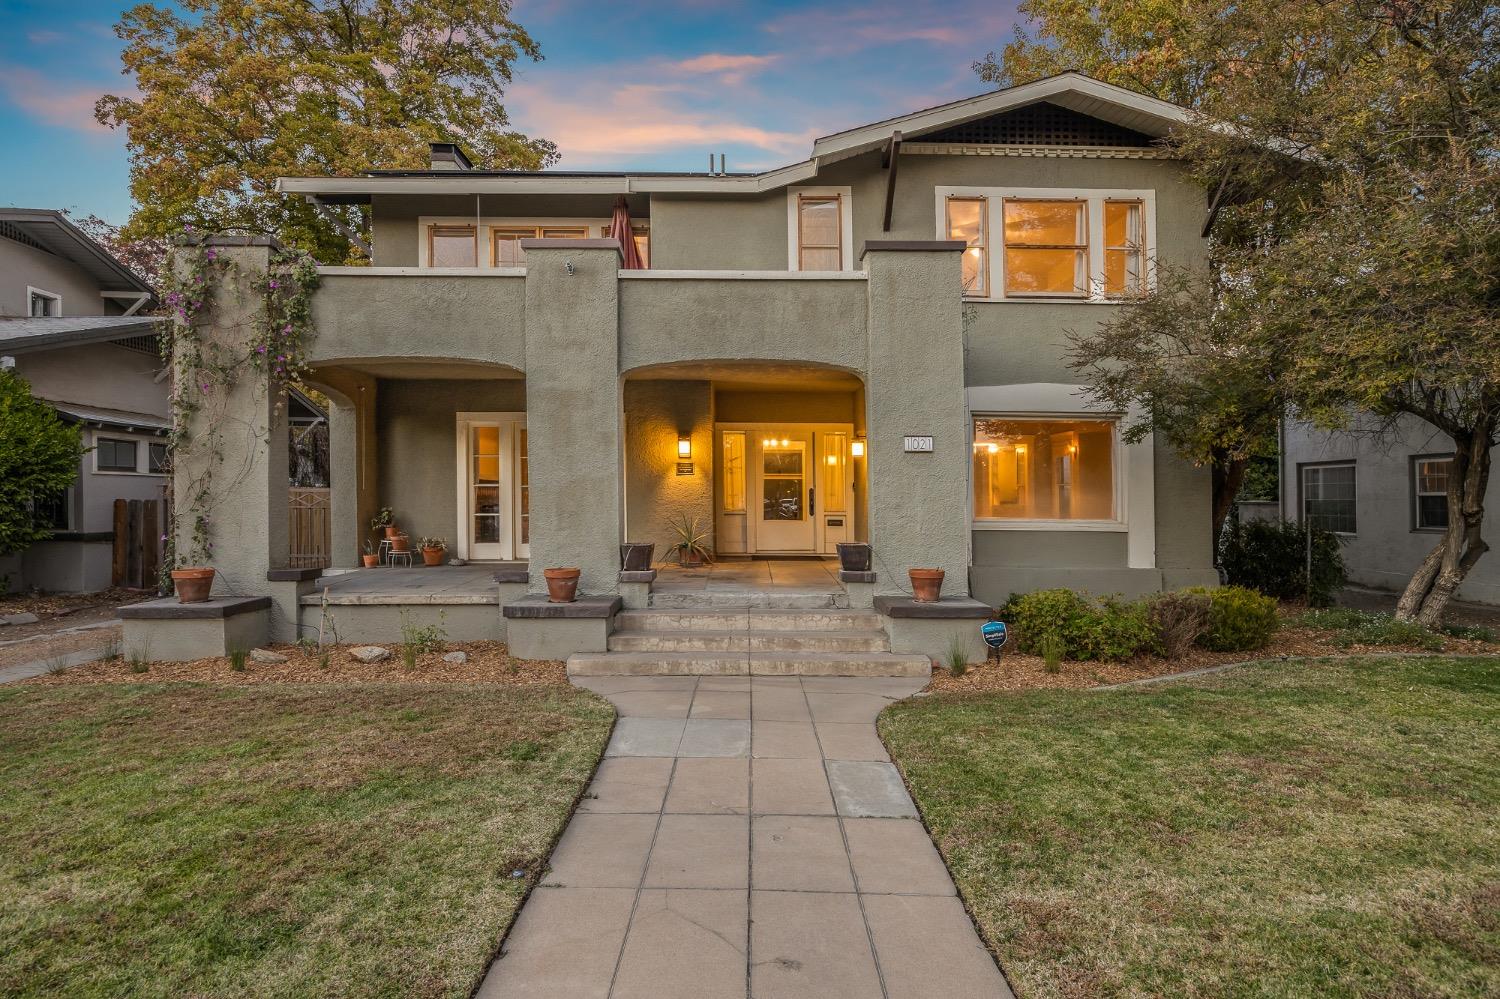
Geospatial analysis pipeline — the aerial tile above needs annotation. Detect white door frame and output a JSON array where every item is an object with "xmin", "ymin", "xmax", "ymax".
[
  {"xmin": 715, "ymin": 422, "xmax": 856, "ymax": 555},
  {"xmin": 455, "ymin": 412, "xmax": 528, "ymax": 561}
]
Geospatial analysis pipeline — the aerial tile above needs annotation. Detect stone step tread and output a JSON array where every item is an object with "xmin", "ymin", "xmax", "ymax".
[
  {"xmin": 566, "ymin": 651, "xmax": 932, "ymax": 678},
  {"xmin": 647, "ymin": 591, "xmax": 851, "ymax": 609},
  {"xmin": 608, "ymin": 630, "xmax": 892, "ymax": 653},
  {"xmin": 615, "ymin": 609, "xmax": 883, "ymax": 632}
]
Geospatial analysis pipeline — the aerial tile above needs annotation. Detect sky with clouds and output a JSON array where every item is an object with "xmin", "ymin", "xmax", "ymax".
[{"xmin": 0, "ymin": 0, "xmax": 1022, "ymax": 224}]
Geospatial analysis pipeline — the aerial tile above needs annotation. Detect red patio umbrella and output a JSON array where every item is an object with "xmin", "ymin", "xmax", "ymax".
[{"xmin": 607, "ymin": 195, "xmax": 645, "ymax": 269}]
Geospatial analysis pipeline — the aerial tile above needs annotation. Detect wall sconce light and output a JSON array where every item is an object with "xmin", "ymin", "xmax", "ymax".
[
  {"xmin": 851, "ymin": 440, "xmax": 866, "ymax": 458},
  {"xmin": 677, "ymin": 436, "xmax": 692, "ymax": 459}
]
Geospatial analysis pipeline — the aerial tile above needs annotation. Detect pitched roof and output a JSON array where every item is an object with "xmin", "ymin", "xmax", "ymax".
[
  {"xmin": 276, "ymin": 72, "xmax": 1193, "ymax": 201},
  {"xmin": 0, "ymin": 315, "xmax": 164, "ymax": 355},
  {"xmin": 0, "ymin": 209, "xmax": 155, "ymax": 295}
]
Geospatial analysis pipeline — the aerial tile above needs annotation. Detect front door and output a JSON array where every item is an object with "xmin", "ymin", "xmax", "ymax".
[
  {"xmin": 457, "ymin": 414, "xmax": 528, "ymax": 561},
  {"xmin": 755, "ymin": 432, "xmax": 816, "ymax": 552}
]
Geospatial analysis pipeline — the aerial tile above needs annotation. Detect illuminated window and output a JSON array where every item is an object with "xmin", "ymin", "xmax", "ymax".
[
  {"xmin": 972, "ymin": 417, "xmax": 1116, "ymax": 521},
  {"xmin": 946, "ymin": 197, "xmax": 988, "ymax": 297},
  {"xmin": 722, "ymin": 432, "xmax": 746, "ymax": 512},
  {"xmin": 1104, "ymin": 200, "xmax": 1144, "ymax": 297},
  {"xmin": 823, "ymin": 432, "xmax": 848, "ymax": 513},
  {"xmin": 428, "ymin": 225, "xmax": 477, "ymax": 267},
  {"xmin": 490, "ymin": 225, "xmax": 589, "ymax": 267},
  {"xmin": 797, "ymin": 195, "xmax": 842, "ymax": 270},
  {"xmin": 1002, "ymin": 200, "xmax": 1088, "ymax": 296}
]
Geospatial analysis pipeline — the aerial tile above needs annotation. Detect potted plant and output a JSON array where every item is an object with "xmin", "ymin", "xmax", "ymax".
[
  {"xmin": 669, "ymin": 514, "xmax": 713, "ymax": 567},
  {"xmin": 909, "ymin": 568, "xmax": 945, "ymax": 602},
  {"xmin": 543, "ymin": 567, "xmax": 581, "ymax": 602},
  {"xmin": 171, "ymin": 566, "xmax": 216, "ymax": 603},
  {"xmin": 371, "ymin": 507, "xmax": 399, "ymax": 539},
  {"xmin": 419, "ymin": 536, "xmax": 447, "ymax": 566},
  {"xmin": 389, "ymin": 531, "xmax": 411, "ymax": 554},
  {"xmin": 361, "ymin": 540, "xmax": 379, "ymax": 568},
  {"xmin": 620, "ymin": 542, "xmax": 655, "ymax": 571},
  {"xmin": 836, "ymin": 542, "xmax": 872, "ymax": 573}
]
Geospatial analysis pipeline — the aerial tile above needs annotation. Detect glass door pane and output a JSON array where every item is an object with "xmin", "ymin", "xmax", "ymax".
[
  {"xmin": 471, "ymin": 425, "xmax": 503, "ymax": 551},
  {"xmin": 761, "ymin": 440, "xmax": 806, "ymax": 521},
  {"xmin": 516, "ymin": 426, "xmax": 529, "ymax": 549}
]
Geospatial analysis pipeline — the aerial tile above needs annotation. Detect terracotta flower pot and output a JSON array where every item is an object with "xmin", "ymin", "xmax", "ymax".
[
  {"xmin": 383, "ymin": 525, "xmax": 401, "ymax": 539},
  {"xmin": 908, "ymin": 568, "xmax": 945, "ymax": 603},
  {"xmin": 421, "ymin": 547, "xmax": 444, "ymax": 566},
  {"xmin": 361, "ymin": 554, "xmax": 379, "ymax": 568},
  {"xmin": 544, "ymin": 567, "xmax": 581, "ymax": 603},
  {"xmin": 171, "ymin": 567, "xmax": 216, "ymax": 603},
  {"xmin": 390, "ymin": 534, "xmax": 410, "ymax": 553}
]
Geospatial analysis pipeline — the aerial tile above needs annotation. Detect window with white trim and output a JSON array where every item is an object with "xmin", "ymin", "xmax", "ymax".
[
  {"xmin": 935, "ymin": 188, "xmax": 1154, "ymax": 301},
  {"xmin": 972, "ymin": 416, "xmax": 1118, "ymax": 522},
  {"xmin": 1301, "ymin": 462, "xmax": 1356, "ymax": 535},
  {"xmin": 797, "ymin": 194, "xmax": 842, "ymax": 270},
  {"xmin": 1412, "ymin": 455, "xmax": 1452, "ymax": 531},
  {"xmin": 96, "ymin": 437, "xmax": 139, "ymax": 473},
  {"xmin": 28, "ymin": 288, "xmax": 61, "ymax": 317}
]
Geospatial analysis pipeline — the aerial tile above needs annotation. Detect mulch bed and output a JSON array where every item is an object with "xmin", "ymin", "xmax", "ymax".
[
  {"xmin": 925, "ymin": 625, "xmax": 1500, "ymax": 693},
  {"xmin": 24, "ymin": 640, "xmax": 568, "ymax": 687}
]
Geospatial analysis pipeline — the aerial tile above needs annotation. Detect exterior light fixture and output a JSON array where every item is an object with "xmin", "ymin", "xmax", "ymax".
[
  {"xmin": 851, "ymin": 440, "xmax": 866, "ymax": 458},
  {"xmin": 677, "ymin": 436, "xmax": 692, "ymax": 458}
]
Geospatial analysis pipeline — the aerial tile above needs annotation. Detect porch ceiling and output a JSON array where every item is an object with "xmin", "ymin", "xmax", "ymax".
[
  {"xmin": 317, "ymin": 360, "xmax": 523, "ymax": 380},
  {"xmin": 627, "ymin": 362, "xmax": 861, "ymax": 392}
]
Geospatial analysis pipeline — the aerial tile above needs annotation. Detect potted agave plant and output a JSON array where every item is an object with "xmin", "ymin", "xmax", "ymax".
[
  {"xmin": 361, "ymin": 539, "xmax": 379, "ymax": 568},
  {"xmin": 669, "ymin": 514, "xmax": 713, "ymax": 567},
  {"xmin": 419, "ymin": 536, "xmax": 447, "ymax": 566}
]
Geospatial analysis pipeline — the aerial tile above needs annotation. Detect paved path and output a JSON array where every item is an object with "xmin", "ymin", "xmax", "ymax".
[{"xmin": 478, "ymin": 675, "xmax": 1011, "ymax": 999}]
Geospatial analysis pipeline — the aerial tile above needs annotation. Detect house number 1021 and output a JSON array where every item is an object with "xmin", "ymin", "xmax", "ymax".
[{"xmin": 903, "ymin": 436, "xmax": 934, "ymax": 453}]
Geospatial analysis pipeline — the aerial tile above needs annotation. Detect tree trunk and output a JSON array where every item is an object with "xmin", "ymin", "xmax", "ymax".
[
  {"xmin": 1394, "ymin": 427, "xmax": 1492, "ymax": 626},
  {"xmin": 1210, "ymin": 452, "xmax": 1249, "ymax": 555}
]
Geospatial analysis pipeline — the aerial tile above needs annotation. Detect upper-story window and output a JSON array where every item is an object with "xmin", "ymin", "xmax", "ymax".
[
  {"xmin": 428, "ymin": 225, "xmax": 477, "ymax": 267},
  {"xmin": 786, "ymin": 188, "xmax": 853, "ymax": 271},
  {"xmin": 28, "ymin": 287, "xmax": 61, "ymax": 317},
  {"xmin": 935, "ymin": 188, "xmax": 1154, "ymax": 301},
  {"xmin": 493, "ymin": 226, "xmax": 589, "ymax": 266}
]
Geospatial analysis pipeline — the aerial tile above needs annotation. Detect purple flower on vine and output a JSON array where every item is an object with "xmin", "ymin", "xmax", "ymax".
[
  {"xmin": 268, "ymin": 280, "xmax": 279, "ymax": 289},
  {"xmin": 257, "ymin": 345, "xmax": 267, "ymax": 354},
  {"xmin": 205, "ymin": 249, "xmax": 217, "ymax": 260},
  {"xmin": 282, "ymin": 324, "xmax": 292, "ymax": 333}
]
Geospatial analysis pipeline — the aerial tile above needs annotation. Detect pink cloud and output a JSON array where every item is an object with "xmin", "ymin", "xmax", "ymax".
[
  {"xmin": 26, "ymin": 30, "xmax": 65, "ymax": 45},
  {"xmin": 763, "ymin": 0, "xmax": 1018, "ymax": 56},
  {"xmin": 0, "ymin": 66, "xmax": 125, "ymax": 135},
  {"xmin": 668, "ymin": 53, "xmax": 778, "ymax": 75},
  {"xmin": 510, "ymin": 79, "xmax": 815, "ymax": 168}
]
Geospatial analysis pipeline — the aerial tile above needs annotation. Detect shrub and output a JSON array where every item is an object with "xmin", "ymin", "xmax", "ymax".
[
  {"xmin": 945, "ymin": 635, "xmax": 969, "ymax": 678},
  {"xmin": 1148, "ymin": 591, "xmax": 1212, "ymax": 658},
  {"xmin": 1040, "ymin": 633, "xmax": 1064, "ymax": 673},
  {"xmin": 1003, "ymin": 589, "xmax": 1157, "ymax": 662},
  {"xmin": 1220, "ymin": 518, "xmax": 1346, "ymax": 605},
  {"xmin": 1194, "ymin": 586, "xmax": 1279, "ymax": 652}
]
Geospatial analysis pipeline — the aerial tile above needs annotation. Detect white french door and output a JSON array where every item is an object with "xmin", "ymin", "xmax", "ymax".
[
  {"xmin": 716, "ymin": 423, "xmax": 856, "ymax": 555},
  {"xmin": 456, "ymin": 413, "xmax": 528, "ymax": 561}
]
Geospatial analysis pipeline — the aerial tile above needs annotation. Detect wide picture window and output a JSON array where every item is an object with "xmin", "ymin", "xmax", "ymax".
[{"xmin": 972, "ymin": 417, "xmax": 1116, "ymax": 522}]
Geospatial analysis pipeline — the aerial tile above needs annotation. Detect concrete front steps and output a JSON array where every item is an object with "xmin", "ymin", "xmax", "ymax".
[{"xmin": 566, "ymin": 607, "xmax": 932, "ymax": 677}]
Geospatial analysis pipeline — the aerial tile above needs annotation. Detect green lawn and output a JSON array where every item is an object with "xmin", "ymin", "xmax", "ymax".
[
  {"xmin": 880, "ymin": 657, "xmax": 1500, "ymax": 998},
  {"xmin": 0, "ymin": 682, "xmax": 613, "ymax": 998}
]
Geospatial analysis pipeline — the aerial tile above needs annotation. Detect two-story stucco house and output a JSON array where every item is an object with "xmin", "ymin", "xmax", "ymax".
[
  {"xmin": 133, "ymin": 73, "xmax": 1222, "ymax": 669},
  {"xmin": 0, "ymin": 209, "xmax": 166, "ymax": 594}
]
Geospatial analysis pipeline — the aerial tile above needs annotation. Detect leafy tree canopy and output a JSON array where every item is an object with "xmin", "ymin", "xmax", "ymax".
[
  {"xmin": 97, "ymin": 0, "xmax": 557, "ymax": 262},
  {"xmin": 0, "ymin": 371, "xmax": 85, "ymax": 557}
]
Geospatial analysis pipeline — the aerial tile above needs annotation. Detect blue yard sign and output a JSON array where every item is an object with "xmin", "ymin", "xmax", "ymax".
[{"xmin": 981, "ymin": 619, "xmax": 1008, "ymax": 652}]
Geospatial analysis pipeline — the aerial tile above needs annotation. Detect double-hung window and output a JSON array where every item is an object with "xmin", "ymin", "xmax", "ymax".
[
  {"xmin": 1002, "ymin": 199, "xmax": 1089, "ymax": 297},
  {"xmin": 797, "ymin": 195, "xmax": 842, "ymax": 270},
  {"xmin": 1301, "ymin": 463, "xmax": 1357, "ymax": 534},
  {"xmin": 28, "ymin": 288, "xmax": 60, "ymax": 317},
  {"xmin": 1412, "ymin": 455, "xmax": 1452, "ymax": 531},
  {"xmin": 1103, "ymin": 200, "xmax": 1145, "ymax": 296},
  {"xmin": 427, "ymin": 225, "xmax": 477, "ymax": 267},
  {"xmin": 96, "ymin": 437, "xmax": 139, "ymax": 473},
  {"xmin": 946, "ymin": 197, "xmax": 988, "ymax": 297}
]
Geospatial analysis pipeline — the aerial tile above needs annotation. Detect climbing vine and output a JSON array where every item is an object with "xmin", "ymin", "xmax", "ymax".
[{"xmin": 159, "ymin": 241, "xmax": 320, "ymax": 586}]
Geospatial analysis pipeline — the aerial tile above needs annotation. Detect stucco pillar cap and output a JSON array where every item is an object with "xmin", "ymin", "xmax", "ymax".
[
  {"xmin": 859, "ymin": 239, "xmax": 965, "ymax": 260},
  {"xmin": 519, "ymin": 237, "xmax": 624, "ymax": 259},
  {"xmin": 174, "ymin": 234, "xmax": 288, "ymax": 251}
]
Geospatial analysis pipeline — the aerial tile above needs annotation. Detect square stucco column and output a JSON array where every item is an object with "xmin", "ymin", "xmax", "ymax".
[
  {"xmin": 862, "ymin": 241, "xmax": 971, "ymax": 597},
  {"xmin": 171, "ymin": 238, "xmax": 290, "ymax": 597},
  {"xmin": 521, "ymin": 239, "xmax": 623, "ymax": 595}
]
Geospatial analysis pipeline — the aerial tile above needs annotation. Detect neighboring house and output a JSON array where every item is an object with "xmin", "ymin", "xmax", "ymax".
[
  {"xmin": 1280, "ymin": 417, "xmax": 1500, "ymax": 606},
  {"xmin": 0, "ymin": 208, "xmax": 166, "ymax": 593},
  {"xmin": 150, "ymin": 73, "xmax": 1225, "ymax": 658}
]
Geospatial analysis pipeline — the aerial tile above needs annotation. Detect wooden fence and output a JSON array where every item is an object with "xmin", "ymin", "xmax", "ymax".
[
  {"xmin": 112, "ymin": 499, "xmax": 163, "ymax": 589},
  {"xmin": 289, "ymin": 487, "xmax": 331, "ymax": 568}
]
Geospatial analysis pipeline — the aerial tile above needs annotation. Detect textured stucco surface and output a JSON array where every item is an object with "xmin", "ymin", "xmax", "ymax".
[
  {"xmin": 623, "ymin": 379, "xmax": 714, "ymax": 561},
  {"xmin": 304, "ymin": 369, "xmax": 378, "ymax": 567},
  {"xmin": 523, "ymin": 244, "xmax": 622, "ymax": 595},
  {"xmin": 0, "ymin": 236, "xmax": 120, "ymax": 317},
  {"xmin": 863, "ymin": 247, "xmax": 971, "ymax": 597},
  {"xmin": 375, "ymin": 377, "xmax": 526, "ymax": 548}
]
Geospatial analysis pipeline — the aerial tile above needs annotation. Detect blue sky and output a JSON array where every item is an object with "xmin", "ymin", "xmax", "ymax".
[{"xmin": 0, "ymin": 0, "xmax": 1022, "ymax": 225}]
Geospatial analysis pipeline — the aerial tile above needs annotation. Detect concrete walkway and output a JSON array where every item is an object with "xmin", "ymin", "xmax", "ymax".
[{"xmin": 478, "ymin": 676, "xmax": 1011, "ymax": 999}]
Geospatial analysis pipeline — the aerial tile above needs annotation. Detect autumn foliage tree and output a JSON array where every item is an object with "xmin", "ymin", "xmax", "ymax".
[
  {"xmin": 993, "ymin": 0, "xmax": 1498, "ymax": 625},
  {"xmin": 96, "ymin": 0, "xmax": 556, "ymax": 262}
]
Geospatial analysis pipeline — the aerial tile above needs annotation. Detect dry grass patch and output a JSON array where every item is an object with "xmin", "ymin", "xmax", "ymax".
[
  {"xmin": 0, "ymin": 682, "xmax": 613, "ymax": 998},
  {"xmin": 882, "ymin": 656, "xmax": 1500, "ymax": 998}
]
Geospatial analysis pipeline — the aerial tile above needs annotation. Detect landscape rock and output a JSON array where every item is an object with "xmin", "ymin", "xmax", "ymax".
[
  {"xmin": 351, "ymin": 646, "xmax": 391, "ymax": 664},
  {"xmin": 442, "ymin": 651, "xmax": 469, "ymax": 665},
  {"xmin": 250, "ymin": 648, "xmax": 288, "ymax": 664},
  {"xmin": 1, "ymin": 613, "xmax": 40, "ymax": 626}
]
